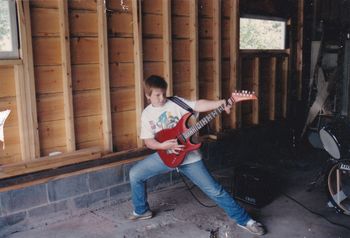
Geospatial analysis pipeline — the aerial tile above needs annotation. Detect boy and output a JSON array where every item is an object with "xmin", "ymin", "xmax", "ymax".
[{"xmin": 128, "ymin": 75, "xmax": 266, "ymax": 236}]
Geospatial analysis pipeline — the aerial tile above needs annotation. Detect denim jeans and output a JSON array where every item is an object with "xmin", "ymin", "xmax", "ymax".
[{"xmin": 129, "ymin": 152, "xmax": 251, "ymax": 225}]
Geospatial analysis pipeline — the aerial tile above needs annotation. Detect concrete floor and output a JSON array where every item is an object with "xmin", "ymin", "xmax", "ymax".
[{"xmin": 4, "ymin": 148, "xmax": 350, "ymax": 238}]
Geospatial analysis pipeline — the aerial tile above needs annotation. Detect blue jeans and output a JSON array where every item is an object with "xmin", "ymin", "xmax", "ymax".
[{"xmin": 129, "ymin": 152, "xmax": 251, "ymax": 225}]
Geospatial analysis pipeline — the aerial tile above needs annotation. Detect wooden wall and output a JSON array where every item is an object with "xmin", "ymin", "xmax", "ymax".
[{"xmin": 0, "ymin": 0, "xmax": 300, "ymax": 171}]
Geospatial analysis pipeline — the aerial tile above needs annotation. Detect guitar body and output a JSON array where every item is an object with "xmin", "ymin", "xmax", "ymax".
[{"xmin": 155, "ymin": 113, "xmax": 201, "ymax": 168}]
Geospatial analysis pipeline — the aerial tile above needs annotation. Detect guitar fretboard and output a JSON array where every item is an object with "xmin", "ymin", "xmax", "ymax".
[{"xmin": 182, "ymin": 102, "xmax": 228, "ymax": 139}]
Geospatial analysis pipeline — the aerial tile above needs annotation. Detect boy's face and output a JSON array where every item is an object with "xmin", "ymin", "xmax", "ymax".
[{"xmin": 146, "ymin": 88, "xmax": 166, "ymax": 107}]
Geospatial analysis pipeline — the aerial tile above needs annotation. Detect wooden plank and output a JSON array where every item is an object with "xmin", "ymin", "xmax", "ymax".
[
  {"xmin": 173, "ymin": 39, "xmax": 190, "ymax": 60},
  {"xmin": 34, "ymin": 66, "xmax": 63, "ymax": 94},
  {"xmin": 38, "ymin": 119, "xmax": 66, "ymax": 152},
  {"xmin": 112, "ymin": 111, "xmax": 137, "ymax": 151},
  {"xmin": 32, "ymin": 37, "xmax": 61, "ymax": 66},
  {"xmin": 108, "ymin": 12, "xmax": 133, "ymax": 37},
  {"xmin": 281, "ymin": 57, "xmax": 289, "ymax": 118},
  {"xmin": 229, "ymin": 0, "xmax": 239, "ymax": 128},
  {"xmin": 143, "ymin": 39, "xmax": 164, "ymax": 61},
  {"xmin": 109, "ymin": 63, "xmax": 135, "ymax": 88},
  {"xmin": 163, "ymin": 0, "xmax": 173, "ymax": 95},
  {"xmin": 14, "ymin": 65, "xmax": 30, "ymax": 161},
  {"xmin": 0, "ymin": 60, "xmax": 22, "ymax": 65},
  {"xmin": 108, "ymin": 38, "xmax": 134, "ymax": 62},
  {"xmin": 75, "ymin": 115, "xmax": 103, "ymax": 146},
  {"xmin": 252, "ymin": 57, "xmax": 260, "ymax": 124},
  {"xmin": 17, "ymin": 0, "xmax": 40, "ymax": 159},
  {"xmin": 0, "ymin": 98, "xmax": 18, "ymax": 126},
  {"xmin": 189, "ymin": 0, "xmax": 199, "ymax": 100},
  {"xmin": 269, "ymin": 57, "xmax": 277, "ymax": 120},
  {"xmin": 172, "ymin": 0, "xmax": 190, "ymax": 16},
  {"xmin": 97, "ymin": 0, "xmax": 113, "ymax": 152},
  {"xmin": 213, "ymin": 0, "xmax": 222, "ymax": 132},
  {"xmin": 30, "ymin": 0, "xmax": 58, "ymax": 9},
  {"xmin": 0, "ymin": 147, "xmax": 102, "ymax": 180},
  {"xmin": 72, "ymin": 64, "xmax": 100, "ymax": 91},
  {"xmin": 199, "ymin": 18, "xmax": 213, "ymax": 38},
  {"xmin": 59, "ymin": 0, "xmax": 75, "ymax": 152},
  {"xmin": 199, "ymin": 0, "xmax": 213, "ymax": 17},
  {"xmin": 30, "ymin": 7, "xmax": 59, "ymax": 37},
  {"xmin": 296, "ymin": 0, "xmax": 304, "ymax": 100},
  {"xmin": 142, "ymin": 0, "xmax": 162, "ymax": 14},
  {"xmin": 199, "ymin": 39, "xmax": 213, "ymax": 60},
  {"xmin": 0, "ymin": 66, "xmax": 16, "ymax": 97},
  {"xmin": 173, "ymin": 61, "xmax": 190, "ymax": 84},
  {"xmin": 37, "ymin": 94, "xmax": 65, "ymax": 122},
  {"xmin": 172, "ymin": 16, "xmax": 189, "ymax": 38},
  {"xmin": 143, "ymin": 62, "xmax": 164, "ymax": 80},
  {"xmin": 69, "ymin": 10, "xmax": 98, "ymax": 37},
  {"xmin": 143, "ymin": 14, "xmax": 163, "ymax": 37},
  {"xmin": 132, "ymin": 0, "xmax": 144, "ymax": 147},
  {"xmin": 68, "ymin": 0, "xmax": 97, "ymax": 10},
  {"xmin": 0, "ymin": 125, "xmax": 21, "ymax": 165},
  {"xmin": 73, "ymin": 90, "xmax": 102, "ymax": 117},
  {"xmin": 70, "ymin": 37, "xmax": 99, "ymax": 64},
  {"xmin": 111, "ymin": 88, "xmax": 136, "ymax": 113}
]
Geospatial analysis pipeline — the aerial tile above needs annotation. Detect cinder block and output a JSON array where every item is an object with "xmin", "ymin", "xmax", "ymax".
[
  {"xmin": 48, "ymin": 174, "xmax": 89, "ymax": 202},
  {"xmin": 74, "ymin": 190, "xmax": 108, "ymax": 209},
  {"xmin": 0, "ymin": 211, "xmax": 26, "ymax": 228},
  {"xmin": 28, "ymin": 200, "xmax": 69, "ymax": 218},
  {"xmin": 110, "ymin": 183, "xmax": 131, "ymax": 201},
  {"xmin": 0, "ymin": 184, "xmax": 47, "ymax": 214},
  {"xmin": 89, "ymin": 167, "xmax": 123, "ymax": 191}
]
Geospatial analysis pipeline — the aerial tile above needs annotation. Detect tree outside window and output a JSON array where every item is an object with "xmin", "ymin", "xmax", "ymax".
[{"xmin": 0, "ymin": 0, "xmax": 19, "ymax": 59}]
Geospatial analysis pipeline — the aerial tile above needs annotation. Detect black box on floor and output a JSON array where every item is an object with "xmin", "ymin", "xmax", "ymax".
[{"xmin": 233, "ymin": 164, "xmax": 278, "ymax": 208}]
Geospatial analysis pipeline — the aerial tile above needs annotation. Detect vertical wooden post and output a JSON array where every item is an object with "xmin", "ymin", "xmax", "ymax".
[
  {"xmin": 132, "ymin": 0, "xmax": 144, "ymax": 147},
  {"xmin": 16, "ymin": 0, "xmax": 39, "ymax": 160},
  {"xmin": 296, "ymin": 0, "xmax": 304, "ymax": 100},
  {"xmin": 97, "ymin": 0, "xmax": 113, "ymax": 152},
  {"xmin": 189, "ymin": 0, "xmax": 198, "ymax": 100},
  {"xmin": 229, "ymin": 0, "xmax": 239, "ymax": 128},
  {"xmin": 163, "ymin": 0, "xmax": 173, "ymax": 96},
  {"xmin": 269, "ymin": 57, "xmax": 277, "ymax": 121},
  {"xmin": 213, "ymin": 0, "xmax": 222, "ymax": 132},
  {"xmin": 252, "ymin": 57, "xmax": 259, "ymax": 124},
  {"xmin": 58, "ymin": 0, "xmax": 75, "ymax": 152},
  {"xmin": 281, "ymin": 57, "xmax": 289, "ymax": 118}
]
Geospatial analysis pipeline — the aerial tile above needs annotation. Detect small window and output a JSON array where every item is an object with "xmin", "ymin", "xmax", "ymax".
[
  {"xmin": 240, "ymin": 17, "xmax": 286, "ymax": 50},
  {"xmin": 0, "ymin": 0, "xmax": 19, "ymax": 59}
]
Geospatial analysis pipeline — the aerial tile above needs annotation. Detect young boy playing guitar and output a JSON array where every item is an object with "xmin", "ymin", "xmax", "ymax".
[{"xmin": 128, "ymin": 75, "xmax": 266, "ymax": 236}]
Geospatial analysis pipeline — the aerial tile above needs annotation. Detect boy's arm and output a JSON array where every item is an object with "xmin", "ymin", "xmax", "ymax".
[{"xmin": 194, "ymin": 99, "xmax": 231, "ymax": 113}]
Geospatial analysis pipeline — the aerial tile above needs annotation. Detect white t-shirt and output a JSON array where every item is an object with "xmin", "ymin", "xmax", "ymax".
[{"xmin": 140, "ymin": 96, "xmax": 202, "ymax": 165}]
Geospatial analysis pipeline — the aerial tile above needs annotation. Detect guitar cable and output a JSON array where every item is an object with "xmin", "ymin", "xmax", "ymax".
[{"xmin": 177, "ymin": 170, "xmax": 218, "ymax": 208}]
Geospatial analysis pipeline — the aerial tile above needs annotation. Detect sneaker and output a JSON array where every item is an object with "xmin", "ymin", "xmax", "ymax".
[
  {"xmin": 128, "ymin": 210, "xmax": 153, "ymax": 221},
  {"xmin": 237, "ymin": 219, "xmax": 266, "ymax": 236}
]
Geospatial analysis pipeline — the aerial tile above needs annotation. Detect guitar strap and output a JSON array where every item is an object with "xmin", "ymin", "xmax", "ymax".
[{"xmin": 167, "ymin": 96, "xmax": 194, "ymax": 114}]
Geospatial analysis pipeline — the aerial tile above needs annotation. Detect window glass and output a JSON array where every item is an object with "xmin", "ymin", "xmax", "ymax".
[
  {"xmin": 240, "ymin": 17, "xmax": 286, "ymax": 50},
  {"xmin": 0, "ymin": 0, "xmax": 19, "ymax": 59}
]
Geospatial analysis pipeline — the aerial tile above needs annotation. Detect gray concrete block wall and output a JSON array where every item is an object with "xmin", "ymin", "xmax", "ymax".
[{"xmin": 0, "ymin": 141, "xmax": 234, "ymax": 237}]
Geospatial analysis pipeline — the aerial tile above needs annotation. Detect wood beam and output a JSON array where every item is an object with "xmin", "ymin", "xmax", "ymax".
[
  {"xmin": 97, "ymin": 0, "xmax": 113, "ymax": 152},
  {"xmin": 189, "ymin": 0, "xmax": 198, "ymax": 100},
  {"xmin": 296, "ymin": 0, "xmax": 304, "ymax": 100},
  {"xmin": 58, "ymin": 0, "xmax": 75, "ymax": 152},
  {"xmin": 269, "ymin": 57, "xmax": 277, "ymax": 120},
  {"xmin": 163, "ymin": 0, "xmax": 173, "ymax": 96},
  {"xmin": 282, "ymin": 57, "xmax": 289, "ymax": 118},
  {"xmin": 229, "ymin": 0, "xmax": 239, "ymax": 128},
  {"xmin": 16, "ymin": 0, "xmax": 39, "ymax": 160},
  {"xmin": 213, "ymin": 0, "xmax": 222, "ymax": 131},
  {"xmin": 132, "ymin": 0, "xmax": 144, "ymax": 147},
  {"xmin": 252, "ymin": 57, "xmax": 259, "ymax": 124}
]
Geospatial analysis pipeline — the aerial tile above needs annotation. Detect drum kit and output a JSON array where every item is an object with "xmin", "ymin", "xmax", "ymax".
[{"xmin": 317, "ymin": 116, "xmax": 350, "ymax": 215}]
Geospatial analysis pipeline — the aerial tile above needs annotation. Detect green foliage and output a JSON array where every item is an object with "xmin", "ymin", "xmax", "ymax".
[{"xmin": 240, "ymin": 18, "xmax": 285, "ymax": 50}]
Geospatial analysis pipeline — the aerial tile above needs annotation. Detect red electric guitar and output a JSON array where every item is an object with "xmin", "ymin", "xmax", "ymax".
[{"xmin": 155, "ymin": 91, "xmax": 258, "ymax": 168}]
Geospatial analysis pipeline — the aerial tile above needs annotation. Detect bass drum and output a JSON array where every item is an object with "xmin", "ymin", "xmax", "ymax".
[
  {"xmin": 327, "ymin": 159, "xmax": 350, "ymax": 215},
  {"xmin": 319, "ymin": 118, "xmax": 350, "ymax": 159}
]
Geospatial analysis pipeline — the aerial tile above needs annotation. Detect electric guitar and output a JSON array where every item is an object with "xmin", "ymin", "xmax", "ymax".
[{"xmin": 155, "ymin": 91, "xmax": 258, "ymax": 168}]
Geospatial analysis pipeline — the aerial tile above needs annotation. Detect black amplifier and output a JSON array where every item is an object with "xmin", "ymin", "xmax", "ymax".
[{"xmin": 233, "ymin": 164, "xmax": 278, "ymax": 208}]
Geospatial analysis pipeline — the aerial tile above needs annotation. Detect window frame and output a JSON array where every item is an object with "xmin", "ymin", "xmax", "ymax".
[
  {"xmin": 239, "ymin": 14, "xmax": 288, "ymax": 51},
  {"xmin": 0, "ymin": 0, "xmax": 19, "ymax": 59}
]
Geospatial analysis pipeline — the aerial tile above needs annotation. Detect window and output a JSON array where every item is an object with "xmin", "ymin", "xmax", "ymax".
[
  {"xmin": 240, "ymin": 17, "xmax": 286, "ymax": 50},
  {"xmin": 0, "ymin": 0, "xmax": 19, "ymax": 59}
]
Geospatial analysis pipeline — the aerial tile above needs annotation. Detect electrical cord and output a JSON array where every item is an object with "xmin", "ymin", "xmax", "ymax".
[
  {"xmin": 282, "ymin": 192, "xmax": 350, "ymax": 232},
  {"xmin": 178, "ymin": 171, "xmax": 217, "ymax": 208}
]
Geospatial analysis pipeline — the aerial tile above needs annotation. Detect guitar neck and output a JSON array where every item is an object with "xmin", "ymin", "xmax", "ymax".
[{"xmin": 183, "ymin": 103, "xmax": 226, "ymax": 139}]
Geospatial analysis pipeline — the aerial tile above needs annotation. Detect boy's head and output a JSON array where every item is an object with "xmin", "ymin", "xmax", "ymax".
[{"xmin": 144, "ymin": 75, "xmax": 168, "ymax": 97}]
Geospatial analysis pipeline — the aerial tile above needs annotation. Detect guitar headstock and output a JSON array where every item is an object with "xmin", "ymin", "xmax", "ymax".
[{"xmin": 228, "ymin": 90, "xmax": 257, "ymax": 104}]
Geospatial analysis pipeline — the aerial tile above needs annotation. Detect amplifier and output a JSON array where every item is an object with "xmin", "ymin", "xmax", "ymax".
[{"xmin": 233, "ymin": 164, "xmax": 278, "ymax": 208}]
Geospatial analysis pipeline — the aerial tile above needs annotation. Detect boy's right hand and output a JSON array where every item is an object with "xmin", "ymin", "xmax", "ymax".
[{"xmin": 161, "ymin": 139, "xmax": 185, "ymax": 154}]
